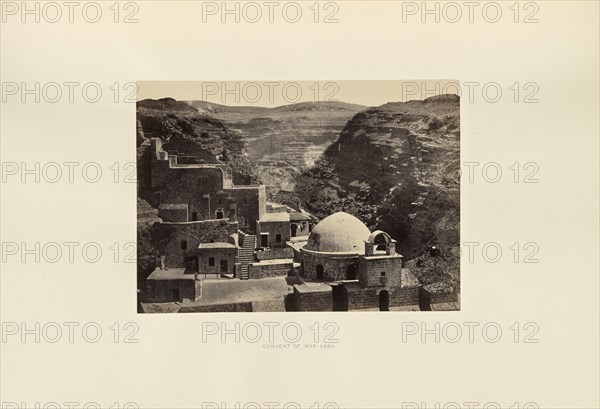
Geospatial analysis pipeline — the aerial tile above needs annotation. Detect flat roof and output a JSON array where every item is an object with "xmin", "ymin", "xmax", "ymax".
[
  {"xmin": 147, "ymin": 267, "xmax": 194, "ymax": 281},
  {"xmin": 198, "ymin": 242, "xmax": 237, "ymax": 249},
  {"xmin": 294, "ymin": 282, "xmax": 332, "ymax": 294},
  {"xmin": 159, "ymin": 203, "xmax": 188, "ymax": 209},
  {"xmin": 260, "ymin": 212, "xmax": 290, "ymax": 222},
  {"xmin": 289, "ymin": 212, "xmax": 311, "ymax": 221}
]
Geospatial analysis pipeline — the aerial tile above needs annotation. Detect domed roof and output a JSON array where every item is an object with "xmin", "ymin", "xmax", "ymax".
[{"xmin": 304, "ymin": 212, "xmax": 371, "ymax": 254}]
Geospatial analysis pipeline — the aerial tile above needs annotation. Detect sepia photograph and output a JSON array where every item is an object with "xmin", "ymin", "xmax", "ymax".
[{"xmin": 136, "ymin": 81, "xmax": 460, "ymax": 313}]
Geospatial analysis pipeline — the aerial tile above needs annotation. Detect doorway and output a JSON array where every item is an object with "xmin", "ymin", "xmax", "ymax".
[
  {"xmin": 332, "ymin": 284, "xmax": 347, "ymax": 311},
  {"xmin": 346, "ymin": 264, "xmax": 357, "ymax": 280},
  {"xmin": 316, "ymin": 264, "xmax": 324, "ymax": 280},
  {"xmin": 220, "ymin": 259, "xmax": 228, "ymax": 273},
  {"xmin": 215, "ymin": 208, "xmax": 224, "ymax": 219},
  {"xmin": 260, "ymin": 233, "xmax": 269, "ymax": 248},
  {"xmin": 379, "ymin": 290, "xmax": 390, "ymax": 311}
]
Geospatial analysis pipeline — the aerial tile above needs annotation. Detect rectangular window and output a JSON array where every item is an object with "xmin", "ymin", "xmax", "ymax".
[
  {"xmin": 181, "ymin": 240, "xmax": 187, "ymax": 250},
  {"xmin": 276, "ymin": 234, "xmax": 282, "ymax": 243},
  {"xmin": 208, "ymin": 257, "xmax": 215, "ymax": 267}
]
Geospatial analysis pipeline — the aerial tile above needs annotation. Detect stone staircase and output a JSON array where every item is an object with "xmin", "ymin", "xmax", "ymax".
[{"xmin": 238, "ymin": 234, "xmax": 256, "ymax": 280}]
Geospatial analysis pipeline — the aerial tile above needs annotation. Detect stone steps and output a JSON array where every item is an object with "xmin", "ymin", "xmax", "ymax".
[{"xmin": 238, "ymin": 234, "xmax": 256, "ymax": 280}]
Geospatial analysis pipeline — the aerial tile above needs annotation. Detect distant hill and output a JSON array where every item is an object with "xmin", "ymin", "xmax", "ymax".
[
  {"xmin": 294, "ymin": 94, "xmax": 460, "ymax": 290},
  {"xmin": 138, "ymin": 97, "xmax": 199, "ymax": 113},
  {"xmin": 185, "ymin": 100, "xmax": 365, "ymax": 115}
]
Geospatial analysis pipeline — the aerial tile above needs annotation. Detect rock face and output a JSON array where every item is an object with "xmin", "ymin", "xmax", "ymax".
[
  {"xmin": 185, "ymin": 100, "xmax": 365, "ymax": 197},
  {"xmin": 294, "ymin": 95, "xmax": 460, "ymax": 290}
]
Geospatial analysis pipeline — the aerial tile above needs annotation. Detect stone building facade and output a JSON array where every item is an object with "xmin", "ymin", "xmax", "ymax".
[
  {"xmin": 149, "ymin": 138, "xmax": 266, "ymax": 232},
  {"xmin": 197, "ymin": 242, "xmax": 238, "ymax": 276},
  {"xmin": 256, "ymin": 212, "xmax": 291, "ymax": 248}
]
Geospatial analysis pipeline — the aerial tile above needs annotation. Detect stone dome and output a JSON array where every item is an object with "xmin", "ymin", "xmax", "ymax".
[{"xmin": 304, "ymin": 212, "xmax": 371, "ymax": 254}]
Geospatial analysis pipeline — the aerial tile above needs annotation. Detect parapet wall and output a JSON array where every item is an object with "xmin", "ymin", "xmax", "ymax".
[
  {"xmin": 248, "ymin": 261, "xmax": 293, "ymax": 279},
  {"xmin": 293, "ymin": 285, "xmax": 333, "ymax": 312},
  {"xmin": 145, "ymin": 278, "xmax": 200, "ymax": 303}
]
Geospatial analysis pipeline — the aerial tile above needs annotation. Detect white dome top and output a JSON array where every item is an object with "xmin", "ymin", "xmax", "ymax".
[{"xmin": 304, "ymin": 212, "xmax": 371, "ymax": 254}]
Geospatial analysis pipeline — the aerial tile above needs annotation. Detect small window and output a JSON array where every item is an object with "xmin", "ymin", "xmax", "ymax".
[
  {"xmin": 208, "ymin": 257, "xmax": 215, "ymax": 266},
  {"xmin": 191, "ymin": 212, "xmax": 198, "ymax": 221},
  {"xmin": 181, "ymin": 240, "xmax": 187, "ymax": 250},
  {"xmin": 381, "ymin": 272, "xmax": 386, "ymax": 277},
  {"xmin": 276, "ymin": 234, "xmax": 282, "ymax": 243}
]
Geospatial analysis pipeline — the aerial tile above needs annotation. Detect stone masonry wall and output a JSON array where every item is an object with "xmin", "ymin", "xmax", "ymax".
[
  {"xmin": 151, "ymin": 220, "xmax": 237, "ymax": 268},
  {"xmin": 345, "ymin": 284, "xmax": 420, "ymax": 310},
  {"xmin": 294, "ymin": 288, "xmax": 333, "ymax": 312},
  {"xmin": 198, "ymin": 247, "xmax": 238, "ymax": 275},
  {"xmin": 257, "ymin": 220, "xmax": 291, "ymax": 247},
  {"xmin": 300, "ymin": 252, "xmax": 358, "ymax": 281},
  {"xmin": 248, "ymin": 261, "xmax": 293, "ymax": 279},
  {"xmin": 358, "ymin": 255, "xmax": 403, "ymax": 287},
  {"xmin": 145, "ymin": 278, "xmax": 199, "ymax": 303}
]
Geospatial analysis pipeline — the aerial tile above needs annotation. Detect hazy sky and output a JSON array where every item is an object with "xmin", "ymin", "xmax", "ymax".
[{"xmin": 137, "ymin": 80, "xmax": 460, "ymax": 108}]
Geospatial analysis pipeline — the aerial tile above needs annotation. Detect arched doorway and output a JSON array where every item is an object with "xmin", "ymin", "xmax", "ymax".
[
  {"xmin": 215, "ymin": 208, "xmax": 224, "ymax": 219},
  {"xmin": 379, "ymin": 290, "xmax": 390, "ymax": 311},
  {"xmin": 316, "ymin": 264, "xmax": 324, "ymax": 280}
]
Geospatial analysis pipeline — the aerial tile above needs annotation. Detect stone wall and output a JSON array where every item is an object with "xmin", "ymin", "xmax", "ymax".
[
  {"xmin": 419, "ymin": 285, "xmax": 458, "ymax": 310},
  {"xmin": 248, "ymin": 261, "xmax": 293, "ymax": 279},
  {"xmin": 179, "ymin": 301, "xmax": 253, "ymax": 313},
  {"xmin": 145, "ymin": 278, "xmax": 200, "ymax": 303},
  {"xmin": 300, "ymin": 252, "xmax": 359, "ymax": 281},
  {"xmin": 221, "ymin": 185, "xmax": 266, "ymax": 233},
  {"xmin": 358, "ymin": 254, "xmax": 403, "ymax": 287},
  {"xmin": 151, "ymin": 219, "xmax": 237, "ymax": 268},
  {"xmin": 390, "ymin": 285, "xmax": 420, "ymax": 306},
  {"xmin": 293, "ymin": 286, "xmax": 333, "ymax": 312},
  {"xmin": 198, "ymin": 247, "xmax": 238, "ymax": 275},
  {"xmin": 344, "ymin": 283, "xmax": 420, "ymax": 311},
  {"xmin": 158, "ymin": 205, "xmax": 188, "ymax": 223},
  {"xmin": 344, "ymin": 285, "xmax": 379, "ymax": 310}
]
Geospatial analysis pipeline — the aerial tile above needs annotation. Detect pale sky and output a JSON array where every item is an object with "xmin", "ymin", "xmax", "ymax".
[{"xmin": 137, "ymin": 80, "xmax": 460, "ymax": 108}]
